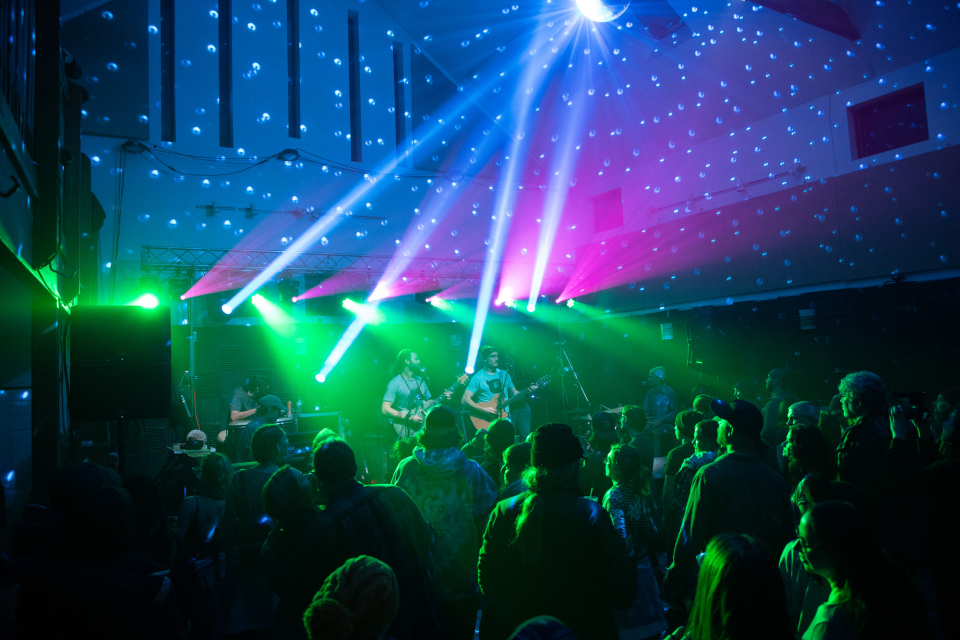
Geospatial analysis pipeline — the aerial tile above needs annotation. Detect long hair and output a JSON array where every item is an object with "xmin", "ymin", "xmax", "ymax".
[
  {"xmin": 806, "ymin": 501, "xmax": 926, "ymax": 638},
  {"xmin": 393, "ymin": 349, "xmax": 414, "ymax": 375},
  {"xmin": 687, "ymin": 533, "xmax": 793, "ymax": 640},
  {"xmin": 200, "ymin": 452, "xmax": 234, "ymax": 499},
  {"xmin": 607, "ymin": 444, "xmax": 650, "ymax": 496},
  {"xmin": 510, "ymin": 463, "xmax": 579, "ymax": 565},
  {"xmin": 262, "ymin": 465, "xmax": 319, "ymax": 531},
  {"xmin": 786, "ymin": 426, "xmax": 835, "ymax": 487}
]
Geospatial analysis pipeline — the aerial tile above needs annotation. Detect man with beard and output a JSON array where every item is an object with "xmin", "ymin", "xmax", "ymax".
[
  {"xmin": 382, "ymin": 349, "xmax": 452, "ymax": 438},
  {"xmin": 782, "ymin": 425, "xmax": 834, "ymax": 492}
]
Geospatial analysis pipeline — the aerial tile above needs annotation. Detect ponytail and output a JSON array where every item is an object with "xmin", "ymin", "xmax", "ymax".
[{"xmin": 510, "ymin": 463, "xmax": 578, "ymax": 564}]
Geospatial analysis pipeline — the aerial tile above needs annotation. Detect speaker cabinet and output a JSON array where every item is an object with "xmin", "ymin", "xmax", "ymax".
[{"xmin": 70, "ymin": 305, "xmax": 172, "ymax": 422}]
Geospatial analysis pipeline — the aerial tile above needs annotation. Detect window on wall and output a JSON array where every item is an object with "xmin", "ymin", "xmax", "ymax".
[
  {"xmin": 591, "ymin": 187, "xmax": 623, "ymax": 233},
  {"xmin": 848, "ymin": 83, "xmax": 928, "ymax": 160}
]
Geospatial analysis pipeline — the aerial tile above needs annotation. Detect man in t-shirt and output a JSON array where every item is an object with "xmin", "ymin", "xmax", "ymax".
[
  {"xmin": 228, "ymin": 374, "xmax": 270, "ymax": 423},
  {"xmin": 462, "ymin": 346, "xmax": 518, "ymax": 431},
  {"xmin": 232, "ymin": 395, "xmax": 285, "ymax": 464},
  {"xmin": 382, "ymin": 349, "xmax": 450, "ymax": 438},
  {"xmin": 643, "ymin": 366, "xmax": 680, "ymax": 455}
]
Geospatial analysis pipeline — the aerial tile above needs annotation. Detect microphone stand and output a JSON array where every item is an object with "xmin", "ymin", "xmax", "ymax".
[{"xmin": 555, "ymin": 339, "xmax": 592, "ymax": 443}]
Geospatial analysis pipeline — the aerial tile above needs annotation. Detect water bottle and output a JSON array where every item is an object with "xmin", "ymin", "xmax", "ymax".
[{"xmin": 296, "ymin": 397, "xmax": 302, "ymax": 416}]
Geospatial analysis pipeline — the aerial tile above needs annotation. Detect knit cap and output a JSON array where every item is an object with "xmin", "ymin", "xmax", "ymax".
[{"xmin": 303, "ymin": 556, "xmax": 400, "ymax": 640}]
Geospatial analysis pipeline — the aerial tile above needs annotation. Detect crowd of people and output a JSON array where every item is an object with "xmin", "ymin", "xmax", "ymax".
[{"xmin": 2, "ymin": 366, "xmax": 959, "ymax": 640}]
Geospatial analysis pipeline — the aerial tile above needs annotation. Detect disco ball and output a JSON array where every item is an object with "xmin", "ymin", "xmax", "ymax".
[{"xmin": 576, "ymin": 0, "xmax": 630, "ymax": 22}]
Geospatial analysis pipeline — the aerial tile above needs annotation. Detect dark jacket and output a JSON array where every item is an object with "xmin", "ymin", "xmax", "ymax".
[
  {"xmin": 666, "ymin": 451, "xmax": 793, "ymax": 599},
  {"xmin": 262, "ymin": 480, "xmax": 441, "ymax": 640},
  {"xmin": 478, "ymin": 486, "xmax": 636, "ymax": 640},
  {"xmin": 837, "ymin": 413, "xmax": 892, "ymax": 499}
]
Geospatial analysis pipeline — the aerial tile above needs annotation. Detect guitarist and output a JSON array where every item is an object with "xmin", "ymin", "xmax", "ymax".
[
  {"xmin": 381, "ymin": 349, "xmax": 451, "ymax": 437},
  {"xmin": 463, "ymin": 346, "xmax": 520, "ymax": 430}
]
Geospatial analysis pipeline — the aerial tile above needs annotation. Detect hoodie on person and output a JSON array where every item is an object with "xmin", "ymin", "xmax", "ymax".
[{"xmin": 392, "ymin": 446, "xmax": 498, "ymax": 602}]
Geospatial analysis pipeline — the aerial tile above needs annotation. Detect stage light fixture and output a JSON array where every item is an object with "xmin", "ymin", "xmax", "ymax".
[
  {"xmin": 429, "ymin": 298, "xmax": 452, "ymax": 311},
  {"xmin": 128, "ymin": 293, "xmax": 160, "ymax": 309},
  {"xmin": 277, "ymin": 149, "xmax": 300, "ymax": 162},
  {"xmin": 277, "ymin": 279, "xmax": 299, "ymax": 310},
  {"xmin": 566, "ymin": 299, "xmax": 576, "ymax": 308},
  {"xmin": 342, "ymin": 298, "xmax": 385, "ymax": 325}
]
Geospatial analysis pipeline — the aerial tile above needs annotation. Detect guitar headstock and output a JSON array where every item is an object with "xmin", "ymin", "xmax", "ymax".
[{"xmin": 456, "ymin": 373, "xmax": 469, "ymax": 385}]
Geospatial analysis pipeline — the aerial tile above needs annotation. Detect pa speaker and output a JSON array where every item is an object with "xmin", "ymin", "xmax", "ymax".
[{"xmin": 70, "ymin": 305, "xmax": 172, "ymax": 422}]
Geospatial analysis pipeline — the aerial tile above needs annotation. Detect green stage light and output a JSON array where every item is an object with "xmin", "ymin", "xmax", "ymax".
[
  {"xmin": 342, "ymin": 298, "xmax": 385, "ymax": 325},
  {"xmin": 251, "ymin": 293, "xmax": 295, "ymax": 335},
  {"xmin": 127, "ymin": 293, "xmax": 159, "ymax": 309},
  {"xmin": 429, "ymin": 298, "xmax": 452, "ymax": 311},
  {"xmin": 567, "ymin": 299, "xmax": 575, "ymax": 308}
]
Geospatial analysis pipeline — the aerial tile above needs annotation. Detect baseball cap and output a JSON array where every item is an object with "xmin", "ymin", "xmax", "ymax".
[
  {"xmin": 259, "ymin": 395, "xmax": 284, "ymax": 411},
  {"xmin": 591, "ymin": 413, "xmax": 620, "ymax": 440},
  {"xmin": 711, "ymin": 398, "xmax": 763, "ymax": 439}
]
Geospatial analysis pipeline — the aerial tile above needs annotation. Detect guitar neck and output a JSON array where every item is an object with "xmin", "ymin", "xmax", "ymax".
[
  {"xmin": 420, "ymin": 377, "xmax": 466, "ymax": 412},
  {"xmin": 501, "ymin": 368, "xmax": 567, "ymax": 408}
]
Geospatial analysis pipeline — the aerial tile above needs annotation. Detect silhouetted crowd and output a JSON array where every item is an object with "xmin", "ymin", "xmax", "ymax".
[{"xmin": 2, "ymin": 367, "xmax": 959, "ymax": 640}]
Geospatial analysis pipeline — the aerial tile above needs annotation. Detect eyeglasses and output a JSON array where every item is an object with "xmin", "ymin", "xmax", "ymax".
[{"xmin": 797, "ymin": 537, "xmax": 820, "ymax": 554}]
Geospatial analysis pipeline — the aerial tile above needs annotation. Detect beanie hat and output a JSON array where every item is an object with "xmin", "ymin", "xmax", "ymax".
[
  {"xmin": 675, "ymin": 410, "xmax": 705, "ymax": 440},
  {"xmin": 424, "ymin": 405, "xmax": 457, "ymax": 436},
  {"xmin": 313, "ymin": 439, "xmax": 358, "ymax": 485},
  {"xmin": 303, "ymin": 556, "xmax": 399, "ymax": 640},
  {"xmin": 508, "ymin": 616, "xmax": 578, "ymax": 640},
  {"xmin": 531, "ymin": 424, "xmax": 584, "ymax": 469},
  {"xmin": 480, "ymin": 345, "xmax": 497, "ymax": 361}
]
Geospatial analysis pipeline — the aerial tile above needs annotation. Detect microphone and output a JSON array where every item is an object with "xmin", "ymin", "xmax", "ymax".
[
  {"xmin": 420, "ymin": 366, "xmax": 431, "ymax": 382},
  {"xmin": 180, "ymin": 394, "xmax": 192, "ymax": 418}
]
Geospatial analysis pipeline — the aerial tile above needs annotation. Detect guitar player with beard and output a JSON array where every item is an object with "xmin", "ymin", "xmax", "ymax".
[
  {"xmin": 382, "ymin": 348, "xmax": 454, "ymax": 438},
  {"xmin": 463, "ymin": 345, "xmax": 531, "ymax": 432}
]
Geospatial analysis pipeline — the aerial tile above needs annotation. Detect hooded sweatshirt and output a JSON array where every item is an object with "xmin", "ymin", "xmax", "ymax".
[{"xmin": 392, "ymin": 446, "xmax": 498, "ymax": 601}]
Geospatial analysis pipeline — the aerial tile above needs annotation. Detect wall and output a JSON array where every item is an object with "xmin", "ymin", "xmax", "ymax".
[{"xmin": 0, "ymin": 265, "xmax": 32, "ymax": 544}]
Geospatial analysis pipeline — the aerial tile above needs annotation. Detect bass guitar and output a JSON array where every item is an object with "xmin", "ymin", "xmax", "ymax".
[
  {"xmin": 394, "ymin": 373, "xmax": 469, "ymax": 437},
  {"xmin": 469, "ymin": 367, "xmax": 569, "ymax": 431}
]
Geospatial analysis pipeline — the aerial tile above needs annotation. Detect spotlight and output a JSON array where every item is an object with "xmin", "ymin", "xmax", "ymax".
[
  {"xmin": 128, "ymin": 293, "xmax": 159, "ymax": 309},
  {"xmin": 576, "ymin": 0, "xmax": 630, "ymax": 22},
  {"xmin": 566, "ymin": 299, "xmax": 575, "ymax": 308},
  {"xmin": 526, "ymin": 303, "xmax": 536, "ymax": 313},
  {"xmin": 221, "ymin": 304, "xmax": 233, "ymax": 315},
  {"xmin": 277, "ymin": 279, "xmax": 299, "ymax": 310},
  {"xmin": 342, "ymin": 298, "xmax": 385, "ymax": 325},
  {"xmin": 430, "ymin": 298, "xmax": 452, "ymax": 311},
  {"xmin": 315, "ymin": 373, "xmax": 325, "ymax": 383},
  {"xmin": 415, "ymin": 288, "xmax": 441, "ymax": 305}
]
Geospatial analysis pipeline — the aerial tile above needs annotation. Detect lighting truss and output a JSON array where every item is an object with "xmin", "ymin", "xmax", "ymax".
[{"xmin": 140, "ymin": 245, "xmax": 570, "ymax": 292}]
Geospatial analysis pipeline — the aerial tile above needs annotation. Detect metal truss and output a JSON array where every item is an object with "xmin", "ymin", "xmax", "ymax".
[{"xmin": 141, "ymin": 246, "xmax": 570, "ymax": 290}]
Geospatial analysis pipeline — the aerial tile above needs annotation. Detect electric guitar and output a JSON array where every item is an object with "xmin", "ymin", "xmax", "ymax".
[
  {"xmin": 469, "ymin": 367, "xmax": 570, "ymax": 431},
  {"xmin": 394, "ymin": 373, "xmax": 469, "ymax": 437}
]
